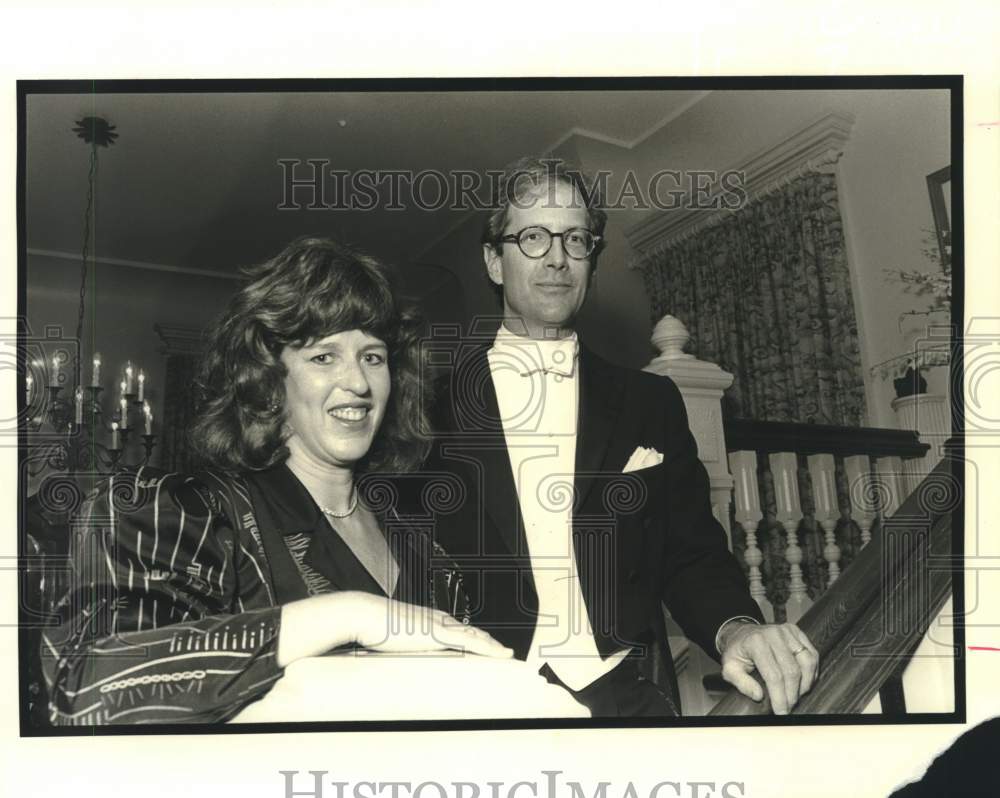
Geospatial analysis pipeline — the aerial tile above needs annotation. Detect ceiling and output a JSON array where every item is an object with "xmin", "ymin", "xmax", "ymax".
[{"xmin": 25, "ymin": 88, "xmax": 703, "ymax": 282}]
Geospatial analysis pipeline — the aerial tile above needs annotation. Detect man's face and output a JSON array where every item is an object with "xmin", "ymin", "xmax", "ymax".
[{"xmin": 484, "ymin": 179, "xmax": 595, "ymax": 338}]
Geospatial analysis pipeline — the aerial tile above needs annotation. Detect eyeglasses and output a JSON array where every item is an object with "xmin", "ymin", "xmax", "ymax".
[{"xmin": 497, "ymin": 226, "xmax": 601, "ymax": 260}]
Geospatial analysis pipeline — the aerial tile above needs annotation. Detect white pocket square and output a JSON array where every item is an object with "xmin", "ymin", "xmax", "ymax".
[{"xmin": 623, "ymin": 446, "xmax": 664, "ymax": 473}]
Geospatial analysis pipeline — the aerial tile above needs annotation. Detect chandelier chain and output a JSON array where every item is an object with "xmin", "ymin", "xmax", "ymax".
[{"xmin": 75, "ymin": 143, "xmax": 98, "ymax": 385}]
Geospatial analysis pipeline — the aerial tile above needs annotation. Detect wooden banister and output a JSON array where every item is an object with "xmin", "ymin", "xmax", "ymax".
[
  {"xmin": 724, "ymin": 418, "xmax": 930, "ymax": 459},
  {"xmin": 708, "ymin": 455, "xmax": 957, "ymax": 716}
]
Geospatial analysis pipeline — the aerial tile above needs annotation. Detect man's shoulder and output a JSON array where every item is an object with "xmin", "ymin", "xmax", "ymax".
[{"xmin": 580, "ymin": 344, "xmax": 683, "ymax": 402}]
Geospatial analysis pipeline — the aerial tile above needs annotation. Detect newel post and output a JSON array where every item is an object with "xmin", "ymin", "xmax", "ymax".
[{"xmin": 643, "ymin": 314, "xmax": 735, "ymax": 547}]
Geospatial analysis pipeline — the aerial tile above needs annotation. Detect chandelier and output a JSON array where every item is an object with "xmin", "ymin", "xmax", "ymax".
[
  {"xmin": 24, "ymin": 353, "xmax": 157, "ymax": 478},
  {"xmin": 23, "ymin": 116, "xmax": 158, "ymax": 492}
]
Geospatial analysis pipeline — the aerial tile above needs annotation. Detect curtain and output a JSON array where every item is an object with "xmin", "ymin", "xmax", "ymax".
[{"xmin": 639, "ymin": 171, "xmax": 867, "ymax": 426}]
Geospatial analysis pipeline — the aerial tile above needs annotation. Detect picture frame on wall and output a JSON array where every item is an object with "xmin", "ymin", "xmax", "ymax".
[{"xmin": 927, "ymin": 165, "xmax": 952, "ymax": 267}]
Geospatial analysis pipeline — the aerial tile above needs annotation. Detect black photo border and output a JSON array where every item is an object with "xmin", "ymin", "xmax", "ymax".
[{"xmin": 16, "ymin": 74, "xmax": 966, "ymax": 737}]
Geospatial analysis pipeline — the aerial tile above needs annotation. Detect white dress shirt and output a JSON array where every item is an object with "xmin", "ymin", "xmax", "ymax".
[{"xmin": 488, "ymin": 326, "xmax": 628, "ymax": 690}]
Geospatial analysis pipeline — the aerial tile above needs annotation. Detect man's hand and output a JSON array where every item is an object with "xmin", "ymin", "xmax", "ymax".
[{"xmin": 718, "ymin": 621, "xmax": 819, "ymax": 715}]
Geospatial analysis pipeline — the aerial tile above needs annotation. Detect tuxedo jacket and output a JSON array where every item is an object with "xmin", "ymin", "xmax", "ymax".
[{"xmin": 428, "ymin": 341, "xmax": 763, "ymax": 667}]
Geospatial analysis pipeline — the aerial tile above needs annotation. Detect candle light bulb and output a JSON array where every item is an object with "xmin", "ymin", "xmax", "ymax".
[
  {"xmin": 143, "ymin": 400, "xmax": 153, "ymax": 435},
  {"xmin": 111, "ymin": 420, "xmax": 120, "ymax": 449},
  {"xmin": 138, "ymin": 370, "xmax": 146, "ymax": 402},
  {"xmin": 92, "ymin": 353, "xmax": 102, "ymax": 387},
  {"xmin": 74, "ymin": 386, "xmax": 84, "ymax": 425},
  {"xmin": 51, "ymin": 355, "xmax": 60, "ymax": 387},
  {"xmin": 125, "ymin": 361, "xmax": 135, "ymax": 394},
  {"xmin": 119, "ymin": 396, "xmax": 128, "ymax": 429}
]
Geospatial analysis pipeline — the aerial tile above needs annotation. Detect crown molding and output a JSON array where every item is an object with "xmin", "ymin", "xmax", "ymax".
[
  {"xmin": 415, "ymin": 95, "xmax": 714, "ymax": 264},
  {"xmin": 626, "ymin": 111, "xmax": 856, "ymax": 265},
  {"xmin": 544, "ymin": 91, "xmax": 712, "ymax": 153},
  {"xmin": 27, "ymin": 248, "xmax": 240, "ymax": 281}
]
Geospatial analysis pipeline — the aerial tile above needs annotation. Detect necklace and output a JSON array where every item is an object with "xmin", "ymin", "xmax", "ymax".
[{"xmin": 319, "ymin": 488, "xmax": 359, "ymax": 519}]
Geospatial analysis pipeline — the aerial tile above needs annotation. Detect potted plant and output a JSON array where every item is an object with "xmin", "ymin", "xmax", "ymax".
[
  {"xmin": 876, "ymin": 231, "xmax": 952, "ymax": 400},
  {"xmin": 883, "ymin": 349, "xmax": 951, "ymax": 398}
]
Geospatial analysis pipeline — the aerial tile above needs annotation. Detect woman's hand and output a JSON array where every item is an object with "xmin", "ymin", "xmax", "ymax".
[
  {"xmin": 277, "ymin": 591, "xmax": 512, "ymax": 667},
  {"xmin": 351, "ymin": 593, "xmax": 513, "ymax": 659}
]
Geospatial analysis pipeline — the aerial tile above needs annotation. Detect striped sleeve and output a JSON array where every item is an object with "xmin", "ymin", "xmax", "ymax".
[{"xmin": 41, "ymin": 468, "xmax": 283, "ymax": 725}]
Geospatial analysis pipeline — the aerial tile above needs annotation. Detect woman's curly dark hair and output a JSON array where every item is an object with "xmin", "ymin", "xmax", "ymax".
[{"xmin": 190, "ymin": 236, "xmax": 431, "ymax": 474}]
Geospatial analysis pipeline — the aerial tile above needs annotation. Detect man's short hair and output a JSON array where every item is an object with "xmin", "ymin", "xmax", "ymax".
[
  {"xmin": 482, "ymin": 157, "xmax": 607, "ymax": 304},
  {"xmin": 483, "ymin": 156, "xmax": 607, "ymax": 247}
]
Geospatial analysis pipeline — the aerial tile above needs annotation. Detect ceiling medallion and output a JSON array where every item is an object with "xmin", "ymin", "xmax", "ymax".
[{"xmin": 72, "ymin": 116, "xmax": 119, "ymax": 147}]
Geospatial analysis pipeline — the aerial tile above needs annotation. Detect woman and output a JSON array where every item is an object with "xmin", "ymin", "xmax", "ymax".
[{"xmin": 42, "ymin": 237, "xmax": 511, "ymax": 725}]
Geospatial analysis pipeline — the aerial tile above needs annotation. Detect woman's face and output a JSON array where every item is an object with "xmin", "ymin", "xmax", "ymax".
[{"xmin": 280, "ymin": 329, "xmax": 391, "ymax": 471}]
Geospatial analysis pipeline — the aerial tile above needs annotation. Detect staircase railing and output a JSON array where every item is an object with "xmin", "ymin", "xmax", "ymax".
[
  {"xmin": 709, "ymin": 455, "xmax": 957, "ymax": 715},
  {"xmin": 724, "ymin": 419, "xmax": 931, "ymax": 625}
]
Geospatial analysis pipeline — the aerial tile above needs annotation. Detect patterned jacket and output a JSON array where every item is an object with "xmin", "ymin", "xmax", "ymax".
[{"xmin": 42, "ymin": 466, "xmax": 466, "ymax": 726}]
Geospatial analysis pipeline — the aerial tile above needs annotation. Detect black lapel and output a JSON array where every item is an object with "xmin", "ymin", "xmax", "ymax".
[
  {"xmin": 574, "ymin": 345, "xmax": 626, "ymax": 511},
  {"xmin": 242, "ymin": 476, "xmax": 315, "ymax": 603},
  {"xmin": 572, "ymin": 348, "xmax": 635, "ymax": 649},
  {"xmin": 448, "ymin": 343, "xmax": 525, "ymax": 558}
]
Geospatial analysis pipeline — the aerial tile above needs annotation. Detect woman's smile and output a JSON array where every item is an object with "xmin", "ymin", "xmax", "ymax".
[
  {"xmin": 328, "ymin": 404, "xmax": 371, "ymax": 423},
  {"xmin": 281, "ymin": 329, "xmax": 391, "ymax": 470}
]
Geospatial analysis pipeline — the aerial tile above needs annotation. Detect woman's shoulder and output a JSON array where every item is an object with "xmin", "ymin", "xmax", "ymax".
[{"xmin": 90, "ymin": 465, "xmax": 252, "ymax": 525}]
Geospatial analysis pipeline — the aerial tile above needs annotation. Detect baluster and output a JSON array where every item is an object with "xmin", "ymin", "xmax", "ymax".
[
  {"xmin": 807, "ymin": 453, "xmax": 841, "ymax": 587},
  {"xmin": 769, "ymin": 452, "xmax": 811, "ymax": 623},
  {"xmin": 844, "ymin": 455, "xmax": 876, "ymax": 547},
  {"xmin": 875, "ymin": 455, "xmax": 906, "ymax": 520},
  {"xmin": 728, "ymin": 451, "xmax": 774, "ymax": 622}
]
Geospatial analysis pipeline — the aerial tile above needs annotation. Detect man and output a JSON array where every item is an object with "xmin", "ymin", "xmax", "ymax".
[{"xmin": 428, "ymin": 157, "xmax": 818, "ymax": 717}]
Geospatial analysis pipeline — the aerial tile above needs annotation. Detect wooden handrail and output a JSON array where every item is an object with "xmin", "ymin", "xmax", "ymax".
[
  {"xmin": 708, "ymin": 455, "xmax": 957, "ymax": 716},
  {"xmin": 723, "ymin": 418, "xmax": 931, "ymax": 459}
]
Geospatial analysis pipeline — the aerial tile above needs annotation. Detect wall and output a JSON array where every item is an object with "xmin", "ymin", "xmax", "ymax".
[
  {"xmin": 30, "ymin": 91, "xmax": 952, "ymax": 436},
  {"xmin": 25, "ymin": 252, "xmax": 470, "ymax": 468},
  {"xmin": 420, "ymin": 90, "xmax": 952, "ymax": 429},
  {"xmin": 26, "ymin": 253, "xmax": 237, "ymax": 464},
  {"xmin": 582, "ymin": 89, "xmax": 953, "ymax": 428}
]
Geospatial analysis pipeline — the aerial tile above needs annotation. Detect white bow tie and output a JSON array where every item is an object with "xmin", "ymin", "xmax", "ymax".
[
  {"xmin": 491, "ymin": 331, "xmax": 579, "ymax": 378},
  {"xmin": 516, "ymin": 339, "xmax": 579, "ymax": 378}
]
